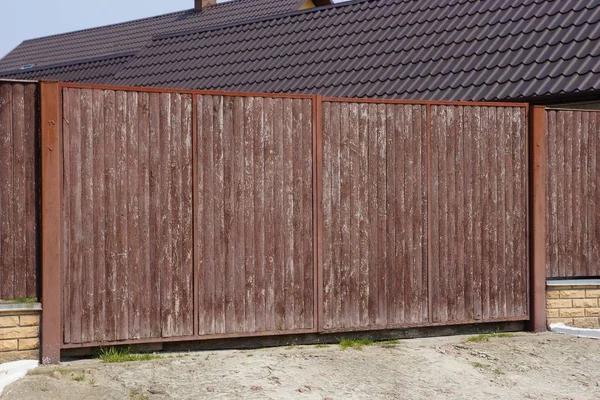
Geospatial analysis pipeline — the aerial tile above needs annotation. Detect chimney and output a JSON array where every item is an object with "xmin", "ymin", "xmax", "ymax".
[{"xmin": 195, "ymin": 0, "xmax": 217, "ymax": 11}]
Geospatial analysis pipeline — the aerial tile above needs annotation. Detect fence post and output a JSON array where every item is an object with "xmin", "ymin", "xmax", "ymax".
[
  {"xmin": 40, "ymin": 81, "xmax": 62, "ymax": 364},
  {"xmin": 529, "ymin": 106, "xmax": 547, "ymax": 332}
]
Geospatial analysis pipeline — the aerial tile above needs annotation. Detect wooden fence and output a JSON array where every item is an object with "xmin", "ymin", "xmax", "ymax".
[
  {"xmin": 0, "ymin": 80, "xmax": 535, "ymax": 363},
  {"xmin": 0, "ymin": 81, "xmax": 38, "ymax": 300},
  {"xmin": 546, "ymin": 109, "xmax": 600, "ymax": 278}
]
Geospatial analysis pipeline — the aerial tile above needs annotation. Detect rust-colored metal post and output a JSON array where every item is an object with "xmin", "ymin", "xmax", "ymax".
[
  {"xmin": 529, "ymin": 106, "xmax": 547, "ymax": 332},
  {"xmin": 40, "ymin": 81, "xmax": 62, "ymax": 364}
]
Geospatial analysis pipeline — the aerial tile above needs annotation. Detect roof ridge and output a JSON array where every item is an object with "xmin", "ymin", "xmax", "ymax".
[
  {"xmin": 0, "ymin": 52, "xmax": 136, "ymax": 77},
  {"xmin": 151, "ymin": 0, "xmax": 373, "ymax": 41},
  {"xmin": 18, "ymin": 0, "xmax": 267, "ymax": 45}
]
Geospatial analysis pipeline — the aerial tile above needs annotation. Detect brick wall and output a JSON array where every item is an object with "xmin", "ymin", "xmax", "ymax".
[
  {"xmin": 547, "ymin": 285, "xmax": 600, "ymax": 328},
  {"xmin": 0, "ymin": 307, "xmax": 40, "ymax": 363}
]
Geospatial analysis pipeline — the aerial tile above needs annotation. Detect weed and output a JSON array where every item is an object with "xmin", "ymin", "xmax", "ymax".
[
  {"xmin": 493, "ymin": 368, "xmax": 505, "ymax": 376},
  {"xmin": 339, "ymin": 338, "xmax": 374, "ymax": 350},
  {"xmin": 205, "ymin": 354, "xmax": 210, "ymax": 361},
  {"xmin": 0, "ymin": 297, "xmax": 37, "ymax": 304},
  {"xmin": 285, "ymin": 342, "xmax": 298, "ymax": 350},
  {"xmin": 377, "ymin": 339, "xmax": 401, "ymax": 347},
  {"xmin": 315, "ymin": 343, "xmax": 329, "ymax": 348},
  {"xmin": 471, "ymin": 362, "xmax": 487, "ymax": 369},
  {"xmin": 72, "ymin": 373, "xmax": 85, "ymax": 382},
  {"xmin": 246, "ymin": 354, "xmax": 253, "ymax": 357},
  {"xmin": 467, "ymin": 332, "xmax": 515, "ymax": 343},
  {"xmin": 89, "ymin": 376, "xmax": 96, "ymax": 385},
  {"xmin": 98, "ymin": 347, "xmax": 161, "ymax": 363},
  {"xmin": 129, "ymin": 389, "xmax": 149, "ymax": 400}
]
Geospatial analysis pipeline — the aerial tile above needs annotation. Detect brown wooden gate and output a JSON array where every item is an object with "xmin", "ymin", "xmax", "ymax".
[
  {"xmin": 59, "ymin": 84, "xmax": 317, "ymax": 347},
  {"xmin": 320, "ymin": 99, "xmax": 529, "ymax": 332},
  {"xmin": 52, "ymin": 83, "xmax": 529, "ymax": 353}
]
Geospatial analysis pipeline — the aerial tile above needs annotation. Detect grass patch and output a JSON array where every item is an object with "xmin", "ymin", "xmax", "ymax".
[
  {"xmin": 471, "ymin": 362, "xmax": 487, "ymax": 369},
  {"xmin": 71, "ymin": 373, "xmax": 85, "ymax": 382},
  {"xmin": 467, "ymin": 332, "xmax": 515, "ymax": 343},
  {"xmin": 98, "ymin": 347, "xmax": 161, "ymax": 363},
  {"xmin": 0, "ymin": 297, "xmax": 37, "ymax": 304},
  {"xmin": 377, "ymin": 339, "xmax": 401, "ymax": 348},
  {"xmin": 339, "ymin": 338, "xmax": 374, "ymax": 350}
]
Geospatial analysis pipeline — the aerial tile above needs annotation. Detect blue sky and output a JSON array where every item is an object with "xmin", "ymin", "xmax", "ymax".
[{"xmin": 0, "ymin": 0, "xmax": 347, "ymax": 59}]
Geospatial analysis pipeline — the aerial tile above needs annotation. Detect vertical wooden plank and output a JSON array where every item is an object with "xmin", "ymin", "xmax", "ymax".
[
  {"xmin": 243, "ymin": 97, "xmax": 256, "ymax": 332},
  {"xmin": 69, "ymin": 89, "xmax": 83, "ymax": 344},
  {"xmin": 137, "ymin": 92, "xmax": 151, "ymax": 338},
  {"xmin": 385, "ymin": 104, "xmax": 396, "ymax": 325},
  {"xmin": 232, "ymin": 96, "xmax": 246, "ymax": 333},
  {"xmin": 181, "ymin": 95, "xmax": 194, "ymax": 337},
  {"xmin": 321, "ymin": 102, "xmax": 332, "ymax": 330},
  {"xmin": 463, "ymin": 106, "xmax": 475, "ymax": 321},
  {"xmin": 376, "ymin": 104, "xmax": 387, "ymax": 326},
  {"xmin": 349, "ymin": 103, "xmax": 360, "ymax": 328},
  {"xmin": 358, "ymin": 103, "xmax": 370, "ymax": 327},
  {"xmin": 222, "ymin": 96, "xmax": 236, "ymax": 333},
  {"xmin": 396, "ymin": 105, "xmax": 408, "ymax": 323},
  {"xmin": 159, "ymin": 93, "xmax": 173, "ymax": 337},
  {"xmin": 212, "ymin": 95, "xmax": 225, "ymax": 334},
  {"xmin": 91, "ymin": 90, "xmax": 106, "ymax": 342},
  {"xmin": 80, "ymin": 89, "xmax": 94, "ymax": 343},
  {"xmin": 330, "ymin": 101, "xmax": 341, "ymax": 328},
  {"xmin": 115, "ymin": 91, "xmax": 129, "ymax": 340},
  {"xmin": 170, "ymin": 93, "xmax": 183, "ymax": 336},
  {"xmin": 292, "ymin": 99, "xmax": 304, "ymax": 329},
  {"xmin": 263, "ymin": 97, "xmax": 276, "ymax": 332},
  {"xmin": 253, "ymin": 97, "xmax": 266, "ymax": 332},
  {"xmin": 12, "ymin": 84, "xmax": 26, "ymax": 298},
  {"xmin": 272, "ymin": 98, "xmax": 285, "ymax": 331},
  {"xmin": 126, "ymin": 91, "xmax": 140, "ymax": 339},
  {"xmin": 41, "ymin": 82, "xmax": 62, "ymax": 364},
  {"xmin": 314, "ymin": 95, "xmax": 324, "ymax": 332},
  {"xmin": 200, "ymin": 95, "xmax": 214, "ymax": 334},
  {"xmin": 23, "ymin": 84, "xmax": 38, "ymax": 298},
  {"xmin": 148, "ymin": 92, "xmax": 162, "ymax": 338},
  {"xmin": 282, "ymin": 98, "xmax": 294, "ymax": 330},
  {"xmin": 0, "ymin": 83, "xmax": 14, "ymax": 300},
  {"xmin": 338, "ymin": 102, "xmax": 350, "ymax": 328},
  {"xmin": 302, "ymin": 98, "xmax": 314, "ymax": 329}
]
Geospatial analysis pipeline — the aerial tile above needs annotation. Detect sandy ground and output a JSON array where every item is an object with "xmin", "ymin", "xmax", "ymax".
[{"xmin": 2, "ymin": 332, "xmax": 599, "ymax": 400}]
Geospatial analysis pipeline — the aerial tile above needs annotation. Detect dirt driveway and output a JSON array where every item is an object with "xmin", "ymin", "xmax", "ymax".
[{"xmin": 2, "ymin": 332, "xmax": 599, "ymax": 400}]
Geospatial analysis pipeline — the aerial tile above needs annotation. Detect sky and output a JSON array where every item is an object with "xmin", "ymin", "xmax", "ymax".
[{"xmin": 0, "ymin": 0, "xmax": 348, "ymax": 60}]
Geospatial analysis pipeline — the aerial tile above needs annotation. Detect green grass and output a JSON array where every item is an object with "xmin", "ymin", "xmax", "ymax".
[
  {"xmin": 376, "ymin": 339, "xmax": 401, "ymax": 347},
  {"xmin": 0, "ymin": 297, "xmax": 37, "ymax": 304},
  {"xmin": 339, "ymin": 338, "xmax": 374, "ymax": 350},
  {"xmin": 467, "ymin": 332, "xmax": 515, "ymax": 343},
  {"xmin": 471, "ymin": 362, "xmax": 487, "ymax": 369},
  {"xmin": 71, "ymin": 373, "xmax": 85, "ymax": 382},
  {"xmin": 97, "ymin": 347, "xmax": 161, "ymax": 363}
]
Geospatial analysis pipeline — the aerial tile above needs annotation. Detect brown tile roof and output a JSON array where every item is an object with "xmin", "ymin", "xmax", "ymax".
[{"xmin": 2, "ymin": 0, "xmax": 600, "ymax": 102}]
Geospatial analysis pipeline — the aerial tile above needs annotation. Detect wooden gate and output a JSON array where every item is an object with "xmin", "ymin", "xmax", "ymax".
[
  {"xmin": 59, "ymin": 84, "xmax": 316, "ymax": 347},
  {"xmin": 38, "ymin": 82, "xmax": 530, "ymax": 357},
  {"xmin": 320, "ymin": 99, "xmax": 529, "ymax": 332}
]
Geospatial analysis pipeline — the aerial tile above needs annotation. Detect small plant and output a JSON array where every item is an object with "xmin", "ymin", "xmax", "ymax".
[
  {"xmin": 72, "ymin": 373, "xmax": 85, "ymax": 382},
  {"xmin": 493, "ymin": 368, "xmax": 505, "ymax": 376},
  {"xmin": 315, "ymin": 343, "xmax": 329, "ymax": 348},
  {"xmin": 129, "ymin": 389, "xmax": 149, "ymax": 400},
  {"xmin": 0, "ymin": 297, "xmax": 37, "ymax": 304},
  {"xmin": 205, "ymin": 354, "xmax": 210, "ymax": 361},
  {"xmin": 98, "ymin": 347, "xmax": 161, "ymax": 363},
  {"xmin": 467, "ymin": 332, "xmax": 515, "ymax": 343},
  {"xmin": 377, "ymin": 339, "xmax": 401, "ymax": 348},
  {"xmin": 339, "ymin": 338, "xmax": 374, "ymax": 350},
  {"xmin": 471, "ymin": 362, "xmax": 487, "ymax": 369},
  {"xmin": 246, "ymin": 354, "xmax": 253, "ymax": 357}
]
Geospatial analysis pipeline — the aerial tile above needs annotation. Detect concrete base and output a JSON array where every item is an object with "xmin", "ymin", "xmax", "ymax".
[{"xmin": 549, "ymin": 322, "xmax": 600, "ymax": 340}]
